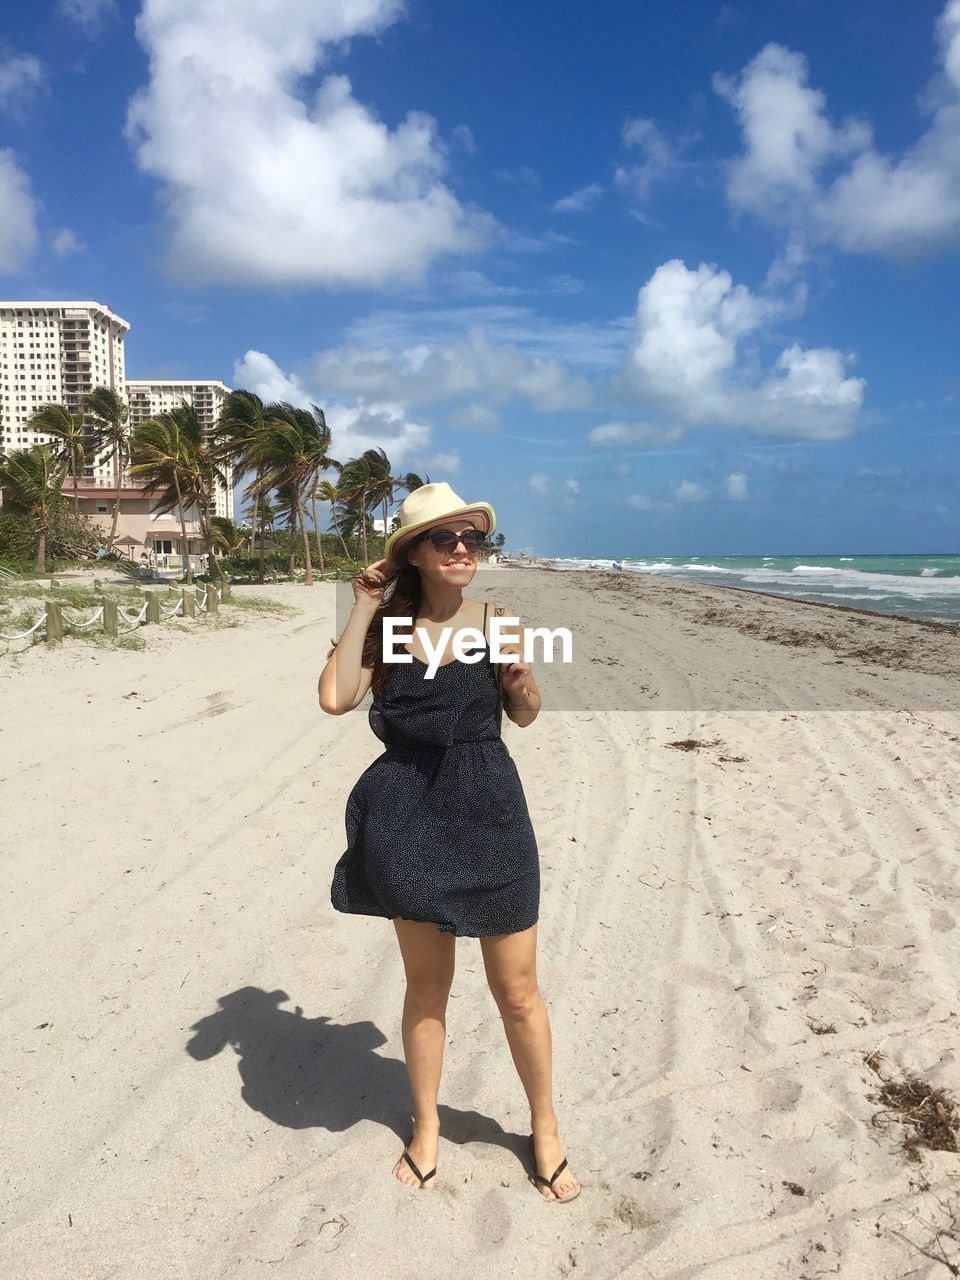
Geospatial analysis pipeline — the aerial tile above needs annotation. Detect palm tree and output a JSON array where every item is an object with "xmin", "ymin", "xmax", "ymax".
[
  {"xmin": 127, "ymin": 414, "xmax": 198, "ymax": 585},
  {"xmin": 304, "ymin": 404, "xmax": 340, "ymax": 574},
  {"xmin": 167, "ymin": 400, "xmax": 229, "ymax": 582},
  {"xmin": 363, "ymin": 449, "xmax": 397, "ymax": 557},
  {"xmin": 337, "ymin": 455, "xmax": 378, "ymax": 563},
  {"xmin": 28, "ymin": 404, "xmax": 87, "ymax": 515},
  {"xmin": 248, "ymin": 404, "xmax": 328, "ymax": 585},
  {"xmin": 0, "ymin": 445, "xmax": 67, "ymax": 572},
  {"xmin": 210, "ymin": 515, "xmax": 245, "ymax": 555},
  {"xmin": 258, "ymin": 492, "xmax": 280, "ymax": 542},
  {"xmin": 84, "ymin": 386, "xmax": 130, "ymax": 554},
  {"xmin": 315, "ymin": 478, "xmax": 350, "ymax": 559},
  {"xmin": 212, "ymin": 390, "xmax": 276, "ymax": 583},
  {"xmin": 275, "ymin": 480, "xmax": 300, "ymax": 576}
]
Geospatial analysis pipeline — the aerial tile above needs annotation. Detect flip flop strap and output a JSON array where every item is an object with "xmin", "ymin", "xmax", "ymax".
[
  {"xmin": 403, "ymin": 1149, "xmax": 436, "ymax": 1183},
  {"xmin": 532, "ymin": 1156, "xmax": 568, "ymax": 1189}
]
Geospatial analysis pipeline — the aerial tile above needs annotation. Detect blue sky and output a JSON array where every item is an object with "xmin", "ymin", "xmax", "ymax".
[{"xmin": 1, "ymin": 0, "xmax": 958, "ymax": 556}]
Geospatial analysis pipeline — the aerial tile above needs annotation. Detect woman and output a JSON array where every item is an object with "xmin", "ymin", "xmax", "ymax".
[{"xmin": 318, "ymin": 482, "xmax": 581, "ymax": 1203}]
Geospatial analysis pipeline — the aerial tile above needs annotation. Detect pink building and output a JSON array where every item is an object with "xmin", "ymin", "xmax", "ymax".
[{"xmin": 69, "ymin": 475, "xmax": 208, "ymax": 570}]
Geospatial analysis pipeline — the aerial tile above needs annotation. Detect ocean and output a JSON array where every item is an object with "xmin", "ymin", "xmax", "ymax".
[{"xmin": 548, "ymin": 554, "xmax": 960, "ymax": 628}]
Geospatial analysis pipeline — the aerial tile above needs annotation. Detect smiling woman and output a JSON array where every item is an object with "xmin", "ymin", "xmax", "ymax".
[{"xmin": 316, "ymin": 480, "xmax": 581, "ymax": 1202}]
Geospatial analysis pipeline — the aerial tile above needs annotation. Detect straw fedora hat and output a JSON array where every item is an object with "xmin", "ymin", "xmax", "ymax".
[{"xmin": 385, "ymin": 482, "xmax": 496, "ymax": 566}]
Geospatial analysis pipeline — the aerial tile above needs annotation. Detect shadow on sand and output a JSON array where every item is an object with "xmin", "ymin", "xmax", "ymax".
[{"xmin": 186, "ymin": 985, "xmax": 520, "ymax": 1157}]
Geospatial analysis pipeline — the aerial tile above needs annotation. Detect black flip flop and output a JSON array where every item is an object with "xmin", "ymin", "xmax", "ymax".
[
  {"xmin": 400, "ymin": 1136, "xmax": 437, "ymax": 1189},
  {"xmin": 527, "ymin": 1133, "xmax": 581, "ymax": 1202}
]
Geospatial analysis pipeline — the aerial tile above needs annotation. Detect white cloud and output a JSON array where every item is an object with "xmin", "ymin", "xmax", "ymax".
[
  {"xmin": 58, "ymin": 0, "xmax": 116, "ymax": 32},
  {"xmin": 424, "ymin": 450, "xmax": 460, "ymax": 475},
  {"xmin": 673, "ymin": 479, "xmax": 708, "ymax": 502},
  {"xmin": 233, "ymin": 349, "xmax": 432, "ymax": 467},
  {"xmin": 451, "ymin": 124, "xmax": 476, "ymax": 155},
  {"xmin": 625, "ymin": 490, "xmax": 673, "ymax": 512},
  {"xmin": 0, "ymin": 53, "xmax": 44, "ymax": 112},
  {"xmin": 308, "ymin": 328, "xmax": 594, "ymax": 412},
  {"xmin": 546, "ymin": 274, "xmax": 585, "ymax": 295},
  {"xmin": 725, "ymin": 470, "xmax": 748, "ymax": 500},
  {"xmin": 326, "ymin": 401, "xmax": 432, "ymax": 464},
  {"xmin": 446, "ymin": 403, "xmax": 501, "ymax": 432},
  {"xmin": 51, "ymin": 228, "xmax": 84, "ymax": 257},
  {"xmin": 0, "ymin": 150, "xmax": 38, "ymax": 272},
  {"xmin": 342, "ymin": 304, "xmax": 632, "ymax": 374},
  {"xmin": 526, "ymin": 471, "xmax": 579, "ymax": 510},
  {"xmin": 588, "ymin": 420, "xmax": 685, "ymax": 448},
  {"xmin": 444, "ymin": 269, "xmax": 522, "ymax": 299},
  {"xmin": 492, "ymin": 165, "xmax": 541, "ymax": 188},
  {"xmin": 716, "ymin": 2, "xmax": 960, "ymax": 256},
  {"xmin": 616, "ymin": 258, "xmax": 864, "ymax": 439},
  {"xmin": 619, "ymin": 116, "xmax": 696, "ymax": 200},
  {"xmin": 233, "ymin": 350, "xmax": 311, "ymax": 407},
  {"xmin": 552, "ymin": 183, "xmax": 603, "ymax": 214},
  {"xmin": 126, "ymin": 0, "xmax": 492, "ymax": 287}
]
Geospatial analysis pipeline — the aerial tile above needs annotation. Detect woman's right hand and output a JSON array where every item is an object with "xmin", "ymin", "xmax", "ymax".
[{"xmin": 352, "ymin": 558, "xmax": 388, "ymax": 610}]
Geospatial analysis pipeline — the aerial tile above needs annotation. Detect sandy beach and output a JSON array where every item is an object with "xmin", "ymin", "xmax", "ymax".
[{"xmin": 3, "ymin": 566, "xmax": 959, "ymax": 1279}]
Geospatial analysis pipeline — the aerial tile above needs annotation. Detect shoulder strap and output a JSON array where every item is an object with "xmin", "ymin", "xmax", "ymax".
[{"xmin": 483, "ymin": 599, "xmax": 488, "ymax": 642}]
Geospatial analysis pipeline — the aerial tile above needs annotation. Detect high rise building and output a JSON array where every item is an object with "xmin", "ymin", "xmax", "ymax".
[
  {"xmin": 126, "ymin": 380, "xmax": 234, "ymax": 519},
  {"xmin": 0, "ymin": 301, "xmax": 128, "ymax": 467},
  {"xmin": 0, "ymin": 302, "xmax": 235, "ymax": 569}
]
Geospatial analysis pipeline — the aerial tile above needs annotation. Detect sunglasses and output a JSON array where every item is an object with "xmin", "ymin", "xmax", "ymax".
[{"xmin": 415, "ymin": 527, "xmax": 488, "ymax": 553}]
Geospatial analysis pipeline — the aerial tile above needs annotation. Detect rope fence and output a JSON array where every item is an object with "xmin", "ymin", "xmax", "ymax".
[
  {"xmin": 117, "ymin": 601, "xmax": 149, "ymax": 628},
  {"xmin": 63, "ymin": 606, "xmax": 105, "ymax": 631},
  {"xmin": 0, "ymin": 614, "xmax": 46, "ymax": 641},
  {"xmin": 0, "ymin": 579, "xmax": 232, "ymax": 647}
]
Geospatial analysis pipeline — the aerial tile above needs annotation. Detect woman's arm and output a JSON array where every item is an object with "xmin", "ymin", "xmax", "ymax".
[
  {"xmin": 495, "ymin": 601, "xmax": 541, "ymax": 727},
  {"xmin": 319, "ymin": 560, "xmax": 389, "ymax": 714},
  {"xmin": 318, "ymin": 598, "xmax": 378, "ymax": 714}
]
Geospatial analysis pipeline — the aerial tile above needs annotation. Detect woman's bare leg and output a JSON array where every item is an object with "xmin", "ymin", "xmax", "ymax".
[
  {"xmin": 479, "ymin": 923, "xmax": 580, "ymax": 1200},
  {"xmin": 391, "ymin": 917, "xmax": 456, "ymax": 1189}
]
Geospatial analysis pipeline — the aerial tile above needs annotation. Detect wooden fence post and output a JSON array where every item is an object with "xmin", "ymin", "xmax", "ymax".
[
  {"xmin": 182, "ymin": 587, "xmax": 196, "ymax": 618},
  {"xmin": 145, "ymin": 591, "xmax": 161, "ymax": 625},
  {"xmin": 206, "ymin": 582, "xmax": 219, "ymax": 615},
  {"xmin": 102, "ymin": 599, "xmax": 118, "ymax": 637},
  {"xmin": 220, "ymin": 579, "xmax": 232, "ymax": 601},
  {"xmin": 46, "ymin": 600, "xmax": 63, "ymax": 645}
]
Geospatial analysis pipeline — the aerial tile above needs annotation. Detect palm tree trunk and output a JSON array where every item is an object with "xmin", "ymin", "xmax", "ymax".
[
  {"xmin": 258, "ymin": 487, "xmax": 267, "ymax": 583},
  {"xmin": 249, "ymin": 484, "xmax": 259, "ymax": 556},
  {"xmin": 288, "ymin": 503, "xmax": 297, "ymax": 576},
  {"xmin": 173, "ymin": 471, "xmax": 193, "ymax": 586},
  {"xmin": 35, "ymin": 523, "xmax": 46, "ymax": 575},
  {"xmin": 310, "ymin": 490, "xmax": 325, "ymax": 573},
  {"xmin": 330, "ymin": 506, "xmax": 349, "ymax": 559},
  {"xmin": 298, "ymin": 494, "xmax": 314, "ymax": 586},
  {"xmin": 107, "ymin": 443, "xmax": 122, "ymax": 553},
  {"xmin": 197, "ymin": 493, "xmax": 224, "ymax": 583},
  {"xmin": 381, "ymin": 497, "xmax": 389, "ymax": 554},
  {"xmin": 360, "ymin": 489, "xmax": 368, "ymax": 563}
]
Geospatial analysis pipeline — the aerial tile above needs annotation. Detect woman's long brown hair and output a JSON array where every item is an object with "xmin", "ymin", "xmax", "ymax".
[{"xmin": 325, "ymin": 545, "xmax": 424, "ymax": 702}]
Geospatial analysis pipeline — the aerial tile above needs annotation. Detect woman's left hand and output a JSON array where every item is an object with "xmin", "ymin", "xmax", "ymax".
[{"xmin": 500, "ymin": 648, "xmax": 532, "ymax": 705}]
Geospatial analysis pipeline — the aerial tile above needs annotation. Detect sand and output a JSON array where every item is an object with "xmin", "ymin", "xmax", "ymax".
[{"xmin": 2, "ymin": 566, "xmax": 959, "ymax": 1278}]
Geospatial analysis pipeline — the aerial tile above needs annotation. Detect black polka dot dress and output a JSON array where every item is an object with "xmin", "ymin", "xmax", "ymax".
[{"xmin": 330, "ymin": 603, "xmax": 540, "ymax": 937}]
